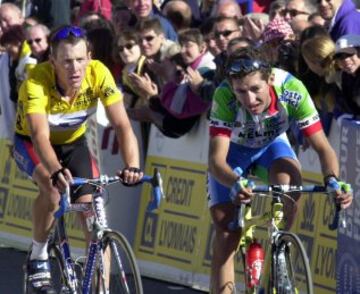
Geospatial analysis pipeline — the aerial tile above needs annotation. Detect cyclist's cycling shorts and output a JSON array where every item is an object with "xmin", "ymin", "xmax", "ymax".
[
  {"xmin": 207, "ymin": 133, "xmax": 298, "ymax": 207},
  {"xmin": 13, "ymin": 134, "xmax": 99, "ymax": 202}
]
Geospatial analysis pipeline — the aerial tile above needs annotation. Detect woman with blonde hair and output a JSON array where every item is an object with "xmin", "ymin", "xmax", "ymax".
[{"xmin": 300, "ymin": 33, "xmax": 339, "ymax": 136}]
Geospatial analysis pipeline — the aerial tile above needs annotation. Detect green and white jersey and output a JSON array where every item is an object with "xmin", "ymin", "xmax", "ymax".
[{"xmin": 209, "ymin": 68, "xmax": 322, "ymax": 148}]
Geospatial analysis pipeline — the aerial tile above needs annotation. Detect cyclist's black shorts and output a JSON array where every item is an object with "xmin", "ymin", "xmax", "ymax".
[{"xmin": 13, "ymin": 134, "xmax": 99, "ymax": 202}]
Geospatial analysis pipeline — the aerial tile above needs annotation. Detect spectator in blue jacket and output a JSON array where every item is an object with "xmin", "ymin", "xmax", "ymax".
[
  {"xmin": 128, "ymin": 0, "xmax": 178, "ymax": 41},
  {"xmin": 317, "ymin": 0, "xmax": 360, "ymax": 41}
]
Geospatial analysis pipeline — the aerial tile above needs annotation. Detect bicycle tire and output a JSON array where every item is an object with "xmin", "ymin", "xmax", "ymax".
[
  {"xmin": 95, "ymin": 230, "xmax": 143, "ymax": 294},
  {"xmin": 272, "ymin": 232, "xmax": 313, "ymax": 294}
]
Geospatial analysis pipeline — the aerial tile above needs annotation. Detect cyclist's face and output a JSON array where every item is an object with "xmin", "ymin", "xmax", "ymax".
[
  {"xmin": 51, "ymin": 40, "xmax": 91, "ymax": 92},
  {"xmin": 230, "ymin": 71, "xmax": 271, "ymax": 115}
]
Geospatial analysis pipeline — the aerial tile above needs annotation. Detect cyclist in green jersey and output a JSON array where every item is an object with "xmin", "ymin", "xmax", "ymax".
[{"xmin": 207, "ymin": 47, "xmax": 352, "ymax": 294}]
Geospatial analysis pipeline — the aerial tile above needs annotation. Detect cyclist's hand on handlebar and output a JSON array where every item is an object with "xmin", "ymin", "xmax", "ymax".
[
  {"xmin": 118, "ymin": 167, "xmax": 144, "ymax": 186},
  {"xmin": 50, "ymin": 167, "xmax": 73, "ymax": 193},
  {"xmin": 230, "ymin": 177, "xmax": 254, "ymax": 205},
  {"xmin": 325, "ymin": 176, "xmax": 353, "ymax": 209}
]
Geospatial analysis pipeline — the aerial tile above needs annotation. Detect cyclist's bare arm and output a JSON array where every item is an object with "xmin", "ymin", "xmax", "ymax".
[
  {"xmin": 307, "ymin": 130, "xmax": 352, "ymax": 208},
  {"xmin": 208, "ymin": 135, "xmax": 252, "ymax": 203},
  {"xmin": 306, "ymin": 130, "xmax": 339, "ymax": 177},
  {"xmin": 105, "ymin": 100, "xmax": 142, "ymax": 183},
  {"xmin": 27, "ymin": 113, "xmax": 72, "ymax": 189},
  {"xmin": 209, "ymin": 135, "xmax": 236, "ymax": 187}
]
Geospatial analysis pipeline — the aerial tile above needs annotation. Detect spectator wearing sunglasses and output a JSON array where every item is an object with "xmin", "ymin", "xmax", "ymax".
[
  {"xmin": 283, "ymin": 0, "xmax": 316, "ymax": 36},
  {"xmin": 25, "ymin": 23, "xmax": 50, "ymax": 63},
  {"xmin": 317, "ymin": 0, "xmax": 360, "ymax": 41},
  {"xmin": 13, "ymin": 25, "xmax": 143, "ymax": 294},
  {"xmin": 212, "ymin": 16, "xmax": 242, "ymax": 83},
  {"xmin": 207, "ymin": 46, "xmax": 352, "ymax": 293},
  {"xmin": 334, "ymin": 34, "xmax": 360, "ymax": 117},
  {"xmin": 128, "ymin": 28, "xmax": 216, "ymax": 139},
  {"xmin": 133, "ymin": 18, "xmax": 180, "ymax": 90}
]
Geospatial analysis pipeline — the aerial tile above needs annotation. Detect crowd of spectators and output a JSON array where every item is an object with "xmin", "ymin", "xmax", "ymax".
[{"xmin": 1, "ymin": 0, "xmax": 360, "ymax": 154}]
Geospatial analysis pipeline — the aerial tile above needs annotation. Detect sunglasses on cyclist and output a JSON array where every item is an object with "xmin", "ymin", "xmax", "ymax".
[
  {"xmin": 214, "ymin": 29, "xmax": 238, "ymax": 39},
  {"xmin": 51, "ymin": 26, "xmax": 85, "ymax": 42},
  {"xmin": 140, "ymin": 35, "xmax": 156, "ymax": 43},
  {"xmin": 27, "ymin": 38, "xmax": 43, "ymax": 45},
  {"xmin": 118, "ymin": 43, "xmax": 137, "ymax": 52},
  {"xmin": 227, "ymin": 58, "xmax": 270, "ymax": 76},
  {"xmin": 282, "ymin": 9, "xmax": 310, "ymax": 17}
]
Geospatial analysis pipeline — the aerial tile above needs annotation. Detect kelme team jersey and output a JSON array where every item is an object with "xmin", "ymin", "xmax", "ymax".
[
  {"xmin": 15, "ymin": 60, "xmax": 122, "ymax": 145},
  {"xmin": 209, "ymin": 68, "xmax": 322, "ymax": 148}
]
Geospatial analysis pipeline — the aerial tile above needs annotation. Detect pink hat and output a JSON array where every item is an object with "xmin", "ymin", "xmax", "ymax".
[{"xmin": 262, "ymin": 18, "xmax": 294, "ymax": 43}]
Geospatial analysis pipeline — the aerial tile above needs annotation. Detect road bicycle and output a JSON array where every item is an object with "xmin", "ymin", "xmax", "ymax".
[
  {"xmin": 229, "ymin": 167, "xmax": 346, "ymax": 294},
  {"xmin": 23, "ymin": 168, "xmax": 164, "ymax": 294}
]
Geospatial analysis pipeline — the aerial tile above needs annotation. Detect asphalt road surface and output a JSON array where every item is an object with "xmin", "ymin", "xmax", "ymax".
[{"xmin": 0, "ymin": 246, "xmax": 206, "ymax": 293}]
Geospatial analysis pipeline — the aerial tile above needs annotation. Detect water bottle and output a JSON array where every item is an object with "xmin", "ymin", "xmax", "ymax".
[{"xmin": 245, "ymin": 240, "xmax": 265, "ymax": 287}]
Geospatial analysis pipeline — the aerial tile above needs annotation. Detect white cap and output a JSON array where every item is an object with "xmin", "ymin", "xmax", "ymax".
[{"xmin": 335, "ymin": 34, "xmax": 360, "ymax": 54}]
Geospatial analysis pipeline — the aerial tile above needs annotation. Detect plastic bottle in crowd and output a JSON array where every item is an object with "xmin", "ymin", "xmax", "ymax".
[{"xmin": 245, "ymin": 240, "xmax": 265, "ymax": 288}]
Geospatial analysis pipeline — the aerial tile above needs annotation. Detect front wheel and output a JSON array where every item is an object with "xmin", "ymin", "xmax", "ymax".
[
  {"xmin": 272, "ymin": 232, "xmax": 313, "ymax": 294},
  {"xmin": 95, "ymin": 230, "xmax": 143, "ymax": 294}
]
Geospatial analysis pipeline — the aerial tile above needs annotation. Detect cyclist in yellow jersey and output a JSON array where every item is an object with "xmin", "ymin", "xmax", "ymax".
[{"xmin": 13, "ymin": 25, "xmax": 143, "ymax": 294}]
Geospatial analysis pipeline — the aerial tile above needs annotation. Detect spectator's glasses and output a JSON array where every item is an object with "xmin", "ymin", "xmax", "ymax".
[
  {"xmin": 140, "ymin": 35, "xmax": 156, "ymax": 43},
  {"xmin": 214, "ymin": 29, "xmax": 238, "ymax": 39},
  {"xmin": 27, "ymin": 38, "xmax": 42, "ymax": 45},
  {"xmin": 334, "ymin": 51, "xmax": 356, "ymax": 60},
  {"xmin": 227, "ymin": 59, "xmax": 270, "ymax": 76},
  {"xmin": 282, "ymin": 9, "xmax": 310, "ymax": 17},
  {"xmin": 51, "ymin": 26, "xmax": 85, "ymax": 42},
  {"xmin": 118, "ymin": 43, "xmax": 136, "ymax": 52}
]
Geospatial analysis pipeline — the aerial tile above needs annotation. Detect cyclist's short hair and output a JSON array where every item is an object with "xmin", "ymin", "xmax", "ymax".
[
  {"xmin": 225, "ymin": 47, "xmax": 272, "ymax": 81},
  {"xmin": 49, "ymin": 25, "xmax": 89, "ymax": 56},
  {"xmin": 178, "ymin": 28, "xmax": 204, "ymax": 47}
]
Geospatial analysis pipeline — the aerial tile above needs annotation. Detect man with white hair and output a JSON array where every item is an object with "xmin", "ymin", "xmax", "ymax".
[
  {"xmin": 26, "ymin": 23, "xmax": 50, "ymax": 62},
  {"xmin": 0, "ymin": 2, "xmax": 24, "ymax": 33}
]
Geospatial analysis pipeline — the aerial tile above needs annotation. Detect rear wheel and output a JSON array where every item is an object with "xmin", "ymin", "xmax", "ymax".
[
  {"xmin": 272, "ymin": 232, "xmax": 313, "ymax": 294},
  {"xmin": 95, "ymin": 230, "xmax": 143, "ymax": 294}
]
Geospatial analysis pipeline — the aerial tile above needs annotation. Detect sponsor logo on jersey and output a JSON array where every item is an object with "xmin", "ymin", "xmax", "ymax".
[{"xmin": 279, "ymin": 90, "xmax": 302, "ymax": 107}]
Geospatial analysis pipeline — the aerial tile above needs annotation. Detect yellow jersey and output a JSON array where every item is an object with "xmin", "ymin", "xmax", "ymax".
[{"xmin": 15, "ymin": 59, "xmax": 122, "ymax": 145}]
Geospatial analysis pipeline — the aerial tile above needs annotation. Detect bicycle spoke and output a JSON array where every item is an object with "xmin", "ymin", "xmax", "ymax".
[{"xmin": 96, "ymin": 231, "xmax": 143, "ymax": 294}]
